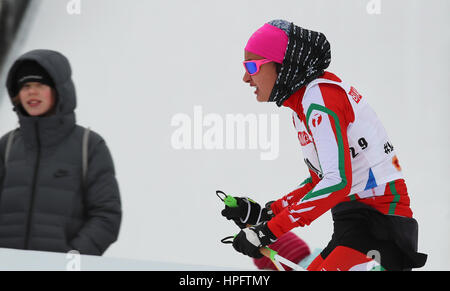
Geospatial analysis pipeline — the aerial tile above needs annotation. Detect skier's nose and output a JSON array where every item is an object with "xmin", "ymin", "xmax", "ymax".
[{"xmin": 243, "ymin": 71, "xmax": 251, "ymax": 83}]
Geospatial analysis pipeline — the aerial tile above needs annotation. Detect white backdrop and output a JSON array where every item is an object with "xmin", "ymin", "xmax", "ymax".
[{"xmin": 0, "ymin": 0, "xmax": 448, "ymax": 270}]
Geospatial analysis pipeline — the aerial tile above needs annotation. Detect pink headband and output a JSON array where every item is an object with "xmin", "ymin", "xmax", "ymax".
[{"xmin": 245, "ymin": 23, "xmax": 289, "ymax": 64}]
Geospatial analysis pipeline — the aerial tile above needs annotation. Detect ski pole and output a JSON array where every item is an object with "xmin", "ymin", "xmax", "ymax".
[
  {"xmin": 217, "ymin": 191, "xmax": 305, "ymax": 271},
  {"xmin": 220, "ymin": 236, "xmax": 305, "ymax": 271},
  {"xmin": 260, "ymin": 247, "xmax": 305, "ymax": 271},
  {"xmin": 259, "ymin": 247, "xmax": 286, "ymax": 271}
]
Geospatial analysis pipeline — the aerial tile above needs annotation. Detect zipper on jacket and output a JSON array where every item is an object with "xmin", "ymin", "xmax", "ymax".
[{"xmin": 24, "ymin": 123, "xmax": 41, "ymax": 249}]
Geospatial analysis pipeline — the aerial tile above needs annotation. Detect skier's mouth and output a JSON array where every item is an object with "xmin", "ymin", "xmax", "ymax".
[
  {"xmin": 251, "ymin": 85, "xmax": 258, "ymax": 95},
  {"xmin": 27, "ymin": 99, "xmax": 42, "ymax": 107}
]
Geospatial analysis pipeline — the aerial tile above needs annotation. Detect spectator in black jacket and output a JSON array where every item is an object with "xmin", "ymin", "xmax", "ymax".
[{"xmin": 0, "ymin": 49, "xmax": 122, "ymax": 256}]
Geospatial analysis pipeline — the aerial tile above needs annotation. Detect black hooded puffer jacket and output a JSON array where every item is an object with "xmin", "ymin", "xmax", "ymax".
[{"xmin": 0, "ymin": 49, "xmax": 122, "ymax": 255}]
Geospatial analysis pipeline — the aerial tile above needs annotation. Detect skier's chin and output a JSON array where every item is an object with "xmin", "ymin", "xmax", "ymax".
[{"xmin": 256, "ymin": 92, "xmax": 270, "ymax": 102}]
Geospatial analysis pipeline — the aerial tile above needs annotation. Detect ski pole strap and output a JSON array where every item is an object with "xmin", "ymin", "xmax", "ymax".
[
  {"xmin": 220, "ymin": 235, "xmax": 236, "ymax": 244},
  {"xmin": 216, "ymin": 190, "xmax": 227, "ymax": 202},
  {"xmin": 216, "ymin": 190, "xmax": 238, "ymax": 208}
]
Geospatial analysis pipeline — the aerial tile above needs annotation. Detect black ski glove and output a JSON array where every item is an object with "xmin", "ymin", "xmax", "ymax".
[
  {"xmin": 221, "ymin": 197, "xmax": 274, "ymax": 229},
  {"xmin": 232, "ymin": 222, "xmax": 278, "ymax": 259}
]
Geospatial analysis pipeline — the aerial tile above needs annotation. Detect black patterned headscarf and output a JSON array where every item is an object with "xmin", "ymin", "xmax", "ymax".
[{"xmin": 267, "ymin": 20, "xmax": 331, "ymax": 106}]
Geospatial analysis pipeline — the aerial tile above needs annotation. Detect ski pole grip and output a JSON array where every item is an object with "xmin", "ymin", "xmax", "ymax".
[
  {"xmin": 224, "ymin": 196, "xmax": 252, "ymax": 227},
  {"xmin": 224, "ymin": 195, "xmax": 238, "ymax": 208}
]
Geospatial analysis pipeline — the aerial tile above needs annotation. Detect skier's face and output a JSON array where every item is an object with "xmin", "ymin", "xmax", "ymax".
[
  {"xmin": 243, "ymin": 51, "xmax": 278, "ymax": 102},
  {"xmin": 18, "ymin": 82, "xmax": 56, "ymax": 117}
]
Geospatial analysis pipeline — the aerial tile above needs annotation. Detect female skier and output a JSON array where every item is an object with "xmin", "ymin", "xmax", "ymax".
[{"xmin": 221, "ymin": 19, "xmax": 427, "ymax": 271}]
